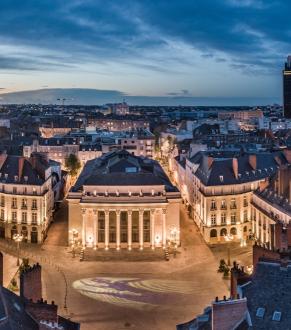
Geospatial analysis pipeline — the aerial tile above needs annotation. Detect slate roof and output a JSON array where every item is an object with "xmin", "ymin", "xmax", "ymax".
[
  {"xmin": 0, "ymin": 287, "xmax": 38, "ymax": 330},
  {"xmin": 242, "ymin": 261, "xmax": 291, "ymax": 329},
  {"xmin": 73, "ymin": 150, "xmax": 178, "ymax": 192},
  {"xmin": 0, "ymin": 155, "xmax": 47, "ymax": 185},
  {"xmin": 189, "ymin": 151, "xmax": 287, "ymax": 186}
]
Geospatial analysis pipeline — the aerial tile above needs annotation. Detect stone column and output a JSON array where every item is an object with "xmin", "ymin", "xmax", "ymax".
[
  {"xmin": 128, "ymin": 210, "xmax": 132, "ymax": 250},
  {"xmin": 116, "ymin": 210, "xmax": 120, "ymax": 250},
  {"xmin": 93, "ymin": 209, "xmax": 97, "ymax": 249},
  {"xmin": 105, "ymin": 210, "xmax": 109, "ymax": 250},
  {"xmin": 81, "ymin": 208, "xmax": 86, "ymax": 247},
  {"xmin": 150, "ymin": 209, "xmax": 155, "ymax": 249},
  {"xmin": 162, "ymin": 208, "xmax": 167, "ymax": 248},
  {"xmin": 139, "ymin": 209, "xmax": 144, "ymax": 250}
]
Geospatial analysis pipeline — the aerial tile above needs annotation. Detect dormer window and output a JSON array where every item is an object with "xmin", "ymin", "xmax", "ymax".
[
  {"xmin": 219, "ymin": 175, "xmax": 224, "ymax": 182},
  {"xmin": 14, "ymin": 176, "xmax": 18, "ymax": 182},
  {"xmin": 125, "ymin": 167, "xmax": 137, "ymax": 173}
]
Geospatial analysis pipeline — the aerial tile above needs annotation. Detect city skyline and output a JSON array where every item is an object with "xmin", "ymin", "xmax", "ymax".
[{"xmin": 0, "ymin": 0, "xmax": 290, "ymax": 104}]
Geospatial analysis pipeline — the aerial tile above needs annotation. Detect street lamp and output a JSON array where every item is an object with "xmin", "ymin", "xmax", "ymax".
[
  {"xmin": 69, "ymin": 229, "xmax": 79, "ymax": 258},
  {"xmin": 224, "ymin": 234, "xmax": 234, "ymax": 266},
  {"xmin": 13, "ymin": 233, "xmax": 23, "ymax": 266},
  {"xmin": 169, "ymin": 227, "xmax": 180, "ymax": 258}
]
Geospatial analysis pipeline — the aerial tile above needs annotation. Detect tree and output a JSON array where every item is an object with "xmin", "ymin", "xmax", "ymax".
[
  {"xmin": 65, "ymin": 154, "xmax": 81, "ymax": 177},
  {"xmin": 217, "ymin": 259, "xmax": 230, "ymax": 277}
]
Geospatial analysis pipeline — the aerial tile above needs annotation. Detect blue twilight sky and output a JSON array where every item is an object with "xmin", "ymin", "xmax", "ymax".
[{"xmin": 0, "ymin": 0, "xmax": 290, "ymax": 104}]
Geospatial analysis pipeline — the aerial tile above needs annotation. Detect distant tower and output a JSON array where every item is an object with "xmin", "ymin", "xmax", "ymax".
[{"xmin": 283, "ymin": 56, "xmax": 291, "ymax": 118}]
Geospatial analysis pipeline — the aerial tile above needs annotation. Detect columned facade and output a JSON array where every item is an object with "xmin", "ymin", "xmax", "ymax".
[{"xmin": 75, "ymin": 207, "xmax": 173, "ymax": 250}]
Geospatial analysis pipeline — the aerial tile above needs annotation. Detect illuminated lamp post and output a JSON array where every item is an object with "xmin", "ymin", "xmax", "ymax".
[
  {"xmin": 13, "ymin": 234, "xmax": 23, "ymax": 266},
  {"xmin": 224, "ymin": 234, "xmax": 234, "ymax": 266}
]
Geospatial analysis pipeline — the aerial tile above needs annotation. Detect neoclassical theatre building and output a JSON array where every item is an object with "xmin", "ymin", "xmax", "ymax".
[{"xmin": 67, "ymin": 150, "xmax": 181, "ymax": 250}]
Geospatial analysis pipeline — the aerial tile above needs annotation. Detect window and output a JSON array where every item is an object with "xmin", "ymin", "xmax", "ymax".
[
  {"xmin": 272, "ymin": 311, "xmax": 281, "ymax": 322},
  {"xmin": 31, "ymin": 213, "xmax": 37, "ymax": 225},
  {"xmin": 21, "ymin": 199, "xmax": 27, "ymax": 209},
  {"xmin": 32, "ymin": 199, "xmax": 37, "ymax": 210},
  {"xmin": 256, "ymin": 308, "xmax": 265, "ymax": 318},
  {"xmin": 221, "ymin": 213, "xmax": 226, "ymax": 225},
  {"xmin": 143, "ymin": 211, "xmax": 150, "ymax": 243},
  {"xmin": 221, "ymin": 200, "xmax": 227, "ymax": 210},
  {"xmin": 230, "ymin": 199, "xmax": 237, "ymax": 209},
  {"xmin": 11, "ymin": 198, "xmax": 17, "ymax": 209},
  {"xmin": 231, "ymin": 213, "xmax": 236, "ymax": 224},
  {"xmin": 211, "ymin": 214, "xmax": 216, "ymax": 226},
  {"xmin": 22, "ymin": 212, "xmax": 27, "ymax": 224},
  {"xmin": 243, "ymin": 210, "xmax": 248, "ymax": 222},
  {"xmin": 33, "ymin": 188, "xmax": 37, "ymax": 195},
  {"xmin": 13, "ymin": 187, "xmax": 17, "ymax": 194},
  {"xmin": 0, "ymin": 209, "xmax": 4, "ymax": 221},
  {"xmin": 210, "ymin": 200, "xmax": 216, "ymax": 210},
  {"xmin": 11, "ymin": 211, "xmax": 17, "ymax": 223},
  {"xmin": 132, "ymin": 212, "xmax": 139, "ymax": 243},
  {"xmin": 0, "ymin": 196, "xmax": 4, "ymax": 207},
  {"xmin": 120, "ymin": 212, "xmax": 128, "ymax": 243},
  {"xmin": 98, "ymin": 211, "xmax": 105, "ymax": 243},
  {"xmin": 109, "ymin": 212, "xmax": 116, "ymax": 243},
  {"xmin": 243, "ymin": 196, "xmax": 248, "ymax": 207},
  {"xmin": 210, "ymin": 229, "xmax": 217, "ymax": 237}
]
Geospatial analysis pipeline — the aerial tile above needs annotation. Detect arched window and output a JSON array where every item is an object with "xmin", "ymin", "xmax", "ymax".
[
  {"xmin": 220, "ymin": 228, "xmax": 227, "ymax": 237},
  {"xmin": 230, "ymin": 227, "xmax": 237, "ymax": 235},
  {"xmin": 210, "ymin": 229, "xmax": 217, "ymax": 238}
]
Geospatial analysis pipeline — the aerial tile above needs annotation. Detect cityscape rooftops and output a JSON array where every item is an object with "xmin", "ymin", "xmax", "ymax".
[{"xmin": 189, "ymin": 150, "xmax": 288, "ymax": 186}]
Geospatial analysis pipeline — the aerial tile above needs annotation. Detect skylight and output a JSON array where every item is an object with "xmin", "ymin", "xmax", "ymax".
[
  {"xmin": 272, "ymin": 311, "xmax": 281, "ymax": 322},
  {"xmin": 256, "ymin": 307, "xmax": 265, "ymax": 318}
]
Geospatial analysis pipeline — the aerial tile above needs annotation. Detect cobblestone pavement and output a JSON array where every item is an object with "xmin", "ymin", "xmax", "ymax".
[{"xmin": 0, "ymin": 204, "xmax": 252, "ymax": 330}]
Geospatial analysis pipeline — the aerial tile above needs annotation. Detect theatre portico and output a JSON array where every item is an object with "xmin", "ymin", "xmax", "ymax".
[{"xmin": 67, "ymin": 150, "xmax": 181, "ymax": 251}]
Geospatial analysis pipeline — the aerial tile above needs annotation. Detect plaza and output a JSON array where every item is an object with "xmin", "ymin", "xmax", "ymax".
[{"xmin": 1, "ymin": 202, "xmax": 252, "ymax": 330}]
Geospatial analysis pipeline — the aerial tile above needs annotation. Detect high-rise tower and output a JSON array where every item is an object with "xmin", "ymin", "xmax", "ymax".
[{"xmin": 283, "ymin": 56, "xmax": 291, "ymax": 118}]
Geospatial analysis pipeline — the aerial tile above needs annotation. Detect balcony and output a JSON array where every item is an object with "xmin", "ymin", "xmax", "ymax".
[
  {"xmin": 230, "ymin": 204, "xmax": 237, "ymax": 210},
  {"xmin": 220, "ymin": 205, "xmax": 227, "ymax": 210},
  {"xmin": 210, "ymin": 206, "xmax": 217, "ymax": 211},
  {"xmin": 21, "ymin": 205, "xmax": 27, "ymax": 210},
  {"xmin": 11, "ymin": 204, "xmax": 17, "ymax": 209}
]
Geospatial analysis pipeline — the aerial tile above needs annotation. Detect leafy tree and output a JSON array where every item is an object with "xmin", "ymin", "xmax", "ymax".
[
  {"xmin": 217, "ymin": 259, "xmax": 230, "ymax": 277},
  {"xmin": 65, "ymin": 154, "xmax": 81, "ymax": 177}
]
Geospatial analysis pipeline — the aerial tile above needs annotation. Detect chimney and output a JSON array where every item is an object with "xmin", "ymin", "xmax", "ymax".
[
  {"xmin": 249, "ymin": 154, "xmax": 257, "ymax": 170},
  {"xmin": 278, "ymin": 166, "xmax": 291, "ymax": 197},
  {"xmin": 232, "ymin": 158, "xmax": 238, "ymax": 180},
  {"xmin": 18, "ymin": 157, "xmax": 25, "ymax": 181},
  {"xmin": 212, "ymin": 297, "xmax": 248, "ymax": 330},
  {"xmin": 20, "ymin": 263, "xmax": 42, "ymax": 302},
  {"xmin": 274, "ymin": 222, "xmax": 283, "ymax": 251},
  {"xmin": 207, "ymin": 156, "xmax": 214, "ymax": 169},
  {"xmin": 230, "ymin": 262, "xmax": 239, "ymax": 299}
]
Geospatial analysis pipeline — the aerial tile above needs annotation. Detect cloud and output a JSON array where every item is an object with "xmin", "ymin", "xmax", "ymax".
[{"xmin": 0, "ymin": 0, "xmax": 288, "ymax": 76}]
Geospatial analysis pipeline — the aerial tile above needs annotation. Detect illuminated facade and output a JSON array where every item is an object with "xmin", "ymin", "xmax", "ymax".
[
  {"xmin": 67, "ymin": 150, "xmax": 181, "ymax": 250},
  {"xmin": 0, "ymin": 153, "xmax": 60, "ymax": 243},
  {"xmin": 176, "ymin": 151, "xmax": 289, "ymax": 244},
  {"xmin": 251, "ymin": 166, "xmax": 291, "ymax": 249}
]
